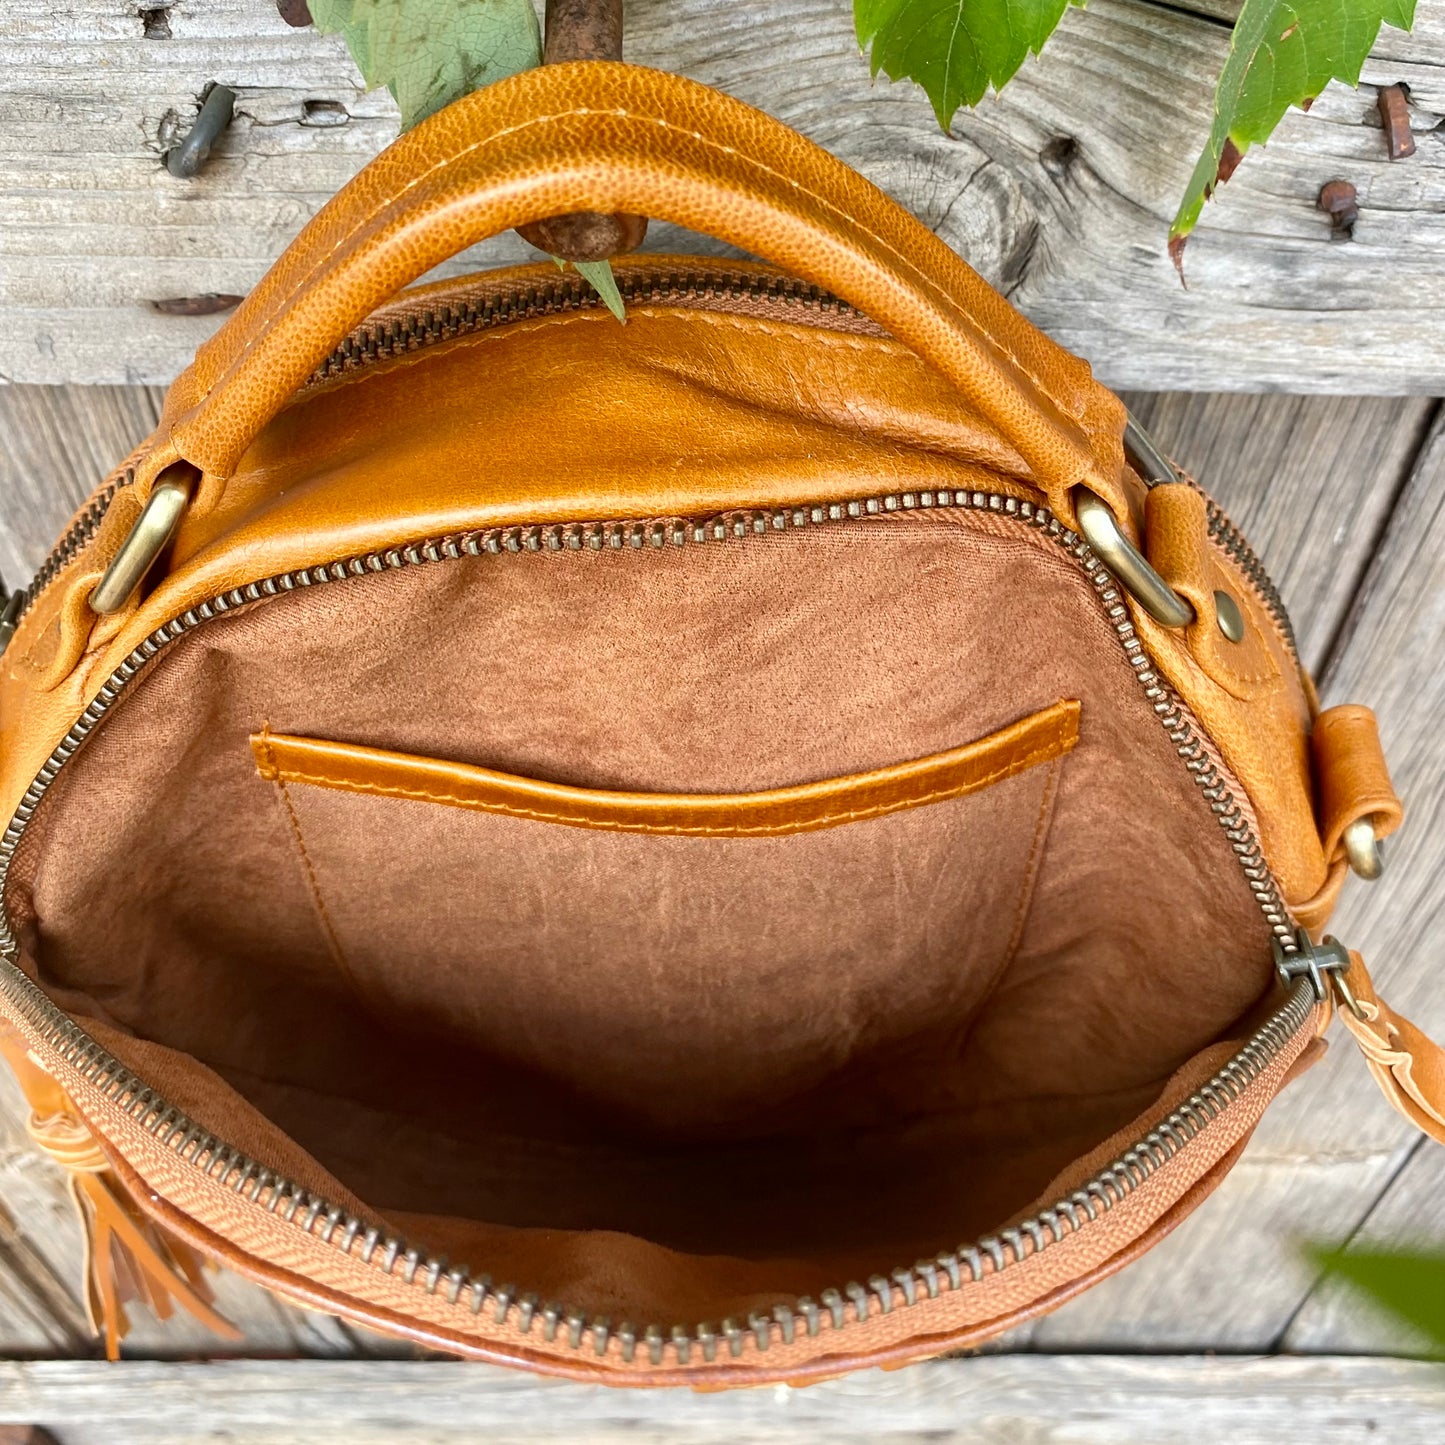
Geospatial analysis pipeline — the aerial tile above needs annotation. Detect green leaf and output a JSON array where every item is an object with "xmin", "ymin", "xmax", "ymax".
[
  {"xmin": 574, "ymin": 259, "xmax": 627, "ymax": 323},
  {"xmin": 310, "ymin": 0, "xmax": 541, "ymax": 131},
  {"xmin": 1307, "ymin": 1247, "xmax": 1445, "ymax": 1357},
  {"xmin": 855, "ymin": 0, "xmax": 1085, "ymax": 129},
  {"xmin": 1170, "ymin": 0, "xmax": 1417, "ymax": 266}
]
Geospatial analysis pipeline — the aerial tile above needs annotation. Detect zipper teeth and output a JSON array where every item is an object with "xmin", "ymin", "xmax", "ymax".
[
  {"xmin": 0, "ymin": 949, "xmax": 1314, "ymax": 1365},
  {"xmin": 0, "ymin": 273, "xmax": 852, "ymax": 635},
  {"xmin": 1203, "ymin": 496, "xmax": 1298, "ymax": 661},
  {"xmin": 0, "ymin": 486, "xmax": 1303, "ymax": 1365},
  {"xmin": 309, "ymin": 269, "xmax": 862, "ymax": 382},
  {"xmin": 14, "ymin": 472, "xmax": 131, "ymax": 620}
]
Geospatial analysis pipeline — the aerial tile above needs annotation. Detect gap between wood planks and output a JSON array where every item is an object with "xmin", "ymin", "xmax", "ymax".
[{"xmin": 3, "ymin": 0, "xmax": 1444, "ymax": 389}]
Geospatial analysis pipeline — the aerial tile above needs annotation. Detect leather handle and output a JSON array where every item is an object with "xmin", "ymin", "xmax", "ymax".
[
  {"xmin": 515, "ymin": 0, "xmax": 649, "ymax": 260},
  {"xmin": 154, "ymin": 62, "xmax": 1126, "ymax": 524}
]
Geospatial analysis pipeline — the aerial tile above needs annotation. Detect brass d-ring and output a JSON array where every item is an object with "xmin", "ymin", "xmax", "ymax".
[
  {"xmin": 1073, "ymin": 489, "xmax": 1195, "ymax": 630},
  {"xmin": 1123, "ymin": 415, "xmax": 1180, "ymax": 487},
  {"xmin": 90, "ymin": 463, "xmax": 198, "ymax": 616}
]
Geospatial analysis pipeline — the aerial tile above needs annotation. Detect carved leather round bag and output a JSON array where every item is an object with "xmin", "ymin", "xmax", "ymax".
[{"xmin": 0, "ymin": 64, "xmax": 1438, "ymax": 1384}]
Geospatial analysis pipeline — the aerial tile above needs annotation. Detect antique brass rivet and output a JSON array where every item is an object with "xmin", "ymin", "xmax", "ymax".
[{"xmin": 1214, "ymin": 589, "xmax": 1245, "ymax": 643}]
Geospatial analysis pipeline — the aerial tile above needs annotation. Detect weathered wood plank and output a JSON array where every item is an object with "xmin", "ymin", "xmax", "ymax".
[
  {"xmin": 1283, "ymin": 1138, "xmax": 1445, "ymax": 1354},
  {"xmin": 2, "ymin": 1356, "xmax": 1444, "ymax": 1443},
  {"xmin": 1, "ymin": 386, "xmax": 1438, "ymax": 1357},
  {"xmin": 0, "ymin": 1061, "xmax": 390, "ymax": 1359},
  {"xmin": 1, "ymin": 0, "xmax": 1444, "ymax": 390},
  {"xmin": 1028, "ymin": 1145, "xmax": 1414, "ymax": 1350},
  {"xmin": 1037, "ymin": 404, "xmax": 1445, "ymax": 1350},
  {"xmin": 1262, "ymin": 407, "xmax": 1445, "ymax": 1350},
  {"xmin": 1260, "ymin": 404, "xmax": 1445, "ymax": 1158},
  {"xmin": 0, "ymin": 386, "xmax": 163, "ymax": 586},
  {"xmin": 0, "ymin": 1067, "xmax": 103, "ymax": 1357}
]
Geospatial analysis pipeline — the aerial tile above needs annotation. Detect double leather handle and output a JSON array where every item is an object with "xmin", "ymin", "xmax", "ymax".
[{"xmin": 152, "ymin": 62, "xmax": 1127, "ymax": 525}]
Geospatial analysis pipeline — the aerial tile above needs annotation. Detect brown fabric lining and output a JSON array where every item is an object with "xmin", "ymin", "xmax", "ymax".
[{"xmin": 10, "ymin": 507, "xmax": 1274, "ymax": 1324}]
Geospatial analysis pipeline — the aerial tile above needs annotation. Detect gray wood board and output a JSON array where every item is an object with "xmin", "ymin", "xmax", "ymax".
[
  {"xmin": 1, "ymin": 0, "xmax": 1444, "ymax": 391},
  {"xmin": 0, "ymin": 387, "xmax": 162, "ymax": 589},
  {"xmin": 1284, "ymin": 1137, "xmax": 1445, "ymax": 1354},
  {"xmin": 1120, "ymin": 393, "xmax": 1435, "ymax": 674},
  {"xmin": 2, "ymin": 1355, "xmax": 1445, "ymax": 1444},
  {"xmin": 0, "ymin": 1063, "xmax": 404, "ymax": 1360}
]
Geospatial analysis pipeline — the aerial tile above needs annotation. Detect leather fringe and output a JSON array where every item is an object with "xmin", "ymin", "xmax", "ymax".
[{"xmin": 27, "ymin": 1108, "xmax": 240, "ymax": 1359}]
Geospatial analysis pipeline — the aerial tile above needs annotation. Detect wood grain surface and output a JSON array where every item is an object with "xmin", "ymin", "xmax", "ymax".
[
  {"xmin": 1, "ymin": 1355, "xmax": 1443, "ymax": 1443},
  {"xmin": 1, "ymin": 0, "xmax": 1443, "ymax": 390}
]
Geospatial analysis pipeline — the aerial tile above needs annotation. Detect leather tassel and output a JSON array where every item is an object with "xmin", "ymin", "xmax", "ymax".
[{"xmin": 27, "ymin": 1108, "xmax": 240, "ymax": 1359}]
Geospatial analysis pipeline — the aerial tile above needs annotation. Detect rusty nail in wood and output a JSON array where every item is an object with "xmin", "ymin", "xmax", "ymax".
[
  {"xmin": 151, "ymin": 294, "xmax": 244, "ymax": 316},
  {"xmin": 166, "ymin": 83, "xmax": 237, "ymax": 178},
  {"xmin": 1318, "ymin": 180, "xmax": 1359, "ymax": 240},
  {"xmin": 1377, "ymin": 84, "xmax": 1416, "ymax": 160}
]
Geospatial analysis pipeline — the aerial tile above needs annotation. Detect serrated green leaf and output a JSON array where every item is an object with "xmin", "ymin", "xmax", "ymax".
[
  {"xmin": 855, "ymin": 0, "xmax": 1085, "ymax": 129},
  {"xmin": 1170, "ymin": 0, "xmax": 1417, "ymax": 265},
  {"xmin": 574, "ymin": 259, "xmax": 627, "ymax": 323},
  {"xmin": 1306, "ymin": 1247, "xmax": 1445, "ymax": 1356},
  {"xmin": 310, "ymin": 0, "xmax": 541, "ymax": 131}
]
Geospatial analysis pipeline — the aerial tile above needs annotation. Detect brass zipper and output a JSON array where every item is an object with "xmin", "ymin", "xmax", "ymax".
[
  {"xmin": 309, "ymin": 266, "xmax": 865, "ymax": 381},
  {"xmin": 0, "ymin": 484, "xmax": 1309, "ymax": 1365}
]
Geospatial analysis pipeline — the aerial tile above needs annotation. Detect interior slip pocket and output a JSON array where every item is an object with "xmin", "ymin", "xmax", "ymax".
[
  {"xmin": 249, "ymin": 699, "xmax": 1078, "ymax": 1149},
  {"xmin": 251, "ymin": 699, "xmax": 1078, "ymax": 838}
]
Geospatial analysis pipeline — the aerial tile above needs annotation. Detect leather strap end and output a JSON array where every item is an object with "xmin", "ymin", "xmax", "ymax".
[
  {"xmin": 1337, "ymin": 953, "xmax": 1445, "ymax": 1147},
  {"xmin": 1144, "ymin": 484, "xmax": 1282, "ymax": 702},
  {"xmin": 1312, "ymin": 704, "xmax": 1404, "ymax": 864}
]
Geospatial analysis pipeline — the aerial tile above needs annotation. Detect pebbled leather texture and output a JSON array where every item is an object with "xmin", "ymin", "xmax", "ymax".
[
  {"xmin": 1139, "ymin": 483, "xmax": 1324, "ymax": 907},
  {"xmin": 149, "ymin": 62, "xmax": 1128, "ymax": 529},
  {"xmin": 250, "ymin": 700, "xmax": 1079, "ymax": 839}
]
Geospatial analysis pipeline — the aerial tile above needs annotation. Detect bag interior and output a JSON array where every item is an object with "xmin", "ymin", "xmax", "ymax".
[{"xmin": 8, "ymin": 501, "xmax": 1277, "ymax": 1325}]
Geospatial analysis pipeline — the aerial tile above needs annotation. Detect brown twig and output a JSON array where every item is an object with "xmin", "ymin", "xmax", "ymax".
[{"xmin": 516, "ymin": 0, "xmax": 648, "ymax": 262}]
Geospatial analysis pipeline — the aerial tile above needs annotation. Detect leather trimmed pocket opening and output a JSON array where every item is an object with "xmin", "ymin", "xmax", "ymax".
[{"xmin": 251, "ymin": 698, "xmax": 1078, "ymax": 839}]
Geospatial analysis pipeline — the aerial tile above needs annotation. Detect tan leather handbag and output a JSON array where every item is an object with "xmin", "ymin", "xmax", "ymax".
[{"xmin": 1, "ymin": 62, "xmax": 1440, "ymax": 1384}]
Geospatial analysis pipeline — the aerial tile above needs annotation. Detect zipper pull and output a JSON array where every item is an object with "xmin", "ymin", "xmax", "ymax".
[{"xmin": 1277, "ymin": 935, "xmax": 1445, "ymax": 1147}]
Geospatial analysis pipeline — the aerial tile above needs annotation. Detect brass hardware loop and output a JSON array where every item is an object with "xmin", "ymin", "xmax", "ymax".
[
  {"xmin": 1342, "ymin": 816, "xmax": 1386, "ymax": 881},
  {"xmin": 1073, "ymin": 412, "xmax": 1196, "ymax": 631},
  {"xmin": 1074, "ymin": 488, "xmax": 1195, "ymax": 630},
  {"xmin": 89, "ymin": 463, "xmax": 198, "ymax": 617}
]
